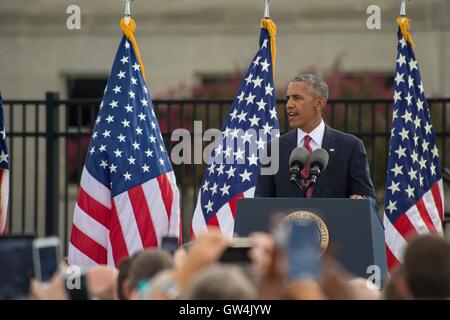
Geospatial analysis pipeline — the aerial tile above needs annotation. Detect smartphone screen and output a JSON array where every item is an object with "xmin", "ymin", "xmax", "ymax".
[
  {"xmin": 161, "ymin": 236, "xmax": 179, "ymax": 255},
  {"xmin": 287, "ymin": 220, "xmax": 321, "ymax": 280},
  {"xmin": 219, "ymin": 238, "xmax": 252, "ymax": 264},
  {"xmin": 219, "ymin": 246, "xmax": 252, "ymax": 264},
  {"xmin": 37, "ymin": 246, "xmax": 59, "ymax": 282},
  {"xmin": 33, "ymin": 237, "xmax": 61, "ymax": 283}
]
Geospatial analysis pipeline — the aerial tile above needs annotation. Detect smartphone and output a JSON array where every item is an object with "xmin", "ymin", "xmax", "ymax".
[
  {"xmin": 219, "ymin": 237, "xmax": 252, "ymax": 264},
  {"xmin": 286, "ymin": 220, "xmax": 321, "ymax": 280},
  {"xmin": 0, "ymin": 235, "xmax": 35, "ymax": 299},
  {"xmin": 32, "ymin": 237, "xmax": 61, "ymax": 283},
  {"xmin": 161, "ymin": 236, "xmax": 179, "ymax": 255}
]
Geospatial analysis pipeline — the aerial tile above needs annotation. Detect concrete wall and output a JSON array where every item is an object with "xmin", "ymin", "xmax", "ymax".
[{"xmin": 0, "ymin": 0, "xmax": 449, "ymax": 99}]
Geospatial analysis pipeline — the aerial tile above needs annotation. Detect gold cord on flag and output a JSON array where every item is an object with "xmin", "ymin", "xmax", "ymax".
[
  {"xmin": 120, "ymin": 17, "xmax": 146, "ymax": 79},
  {"xmin": 396, "ymin": 17, "xmax": 415, "ymax": 48},
  {"xmin": 260, "ymin": 18, "xmax": 277, "ymax": 75}
]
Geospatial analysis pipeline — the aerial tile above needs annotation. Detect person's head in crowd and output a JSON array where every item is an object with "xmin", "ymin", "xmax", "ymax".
[
  {"xmin": 382, "ymin": 265, "xmax": 408, "ymax": 300},
  {"xmin": 143, "ymin": 270, "xmax": 177, "ymax": 300},
  {"xmin": 403, "ymin": 234, "xmax": 450, "ymax": 299},
  {"xmin": 115, "ymin": 255, "xmax": 137, "ymax": 300},
  {"xmin": 128, "ymin": 249, "xmax": 174, "ymax": 298},
  {"xmin": 86, "ymin": 265, "xmax": 117, "ymax": 300},
  {"xmin": 184, "ymin": 264, "xmax": 257, "ymax": 300}
]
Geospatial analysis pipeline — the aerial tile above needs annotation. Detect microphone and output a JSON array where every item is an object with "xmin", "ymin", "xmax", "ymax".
[
  {"xmin": 309, "ymin": 148, "xmax": 329, "ymax": 185},
  {"xmin": 289, "ymin": 147, "xmax": 310, "ymax": 188}
]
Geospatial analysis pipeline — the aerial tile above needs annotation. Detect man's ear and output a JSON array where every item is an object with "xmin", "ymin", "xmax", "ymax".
[{"xmin": 316, "ymin": 97, "xmax": 327, "ymax": 111}]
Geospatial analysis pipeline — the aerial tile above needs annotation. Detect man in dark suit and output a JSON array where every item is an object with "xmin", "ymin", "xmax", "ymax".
[{"xmin": 255, "ymin": 74, "xmax": 377, "ymax": 210}]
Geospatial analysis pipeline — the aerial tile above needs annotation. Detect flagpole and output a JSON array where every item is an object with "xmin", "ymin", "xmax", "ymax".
[
  {"xmin": 124, "ymin": 0, "xmax": 131, "ymax": 25},
  {"xmin": 264, "ymin": 0, "xmax": 270, "ymax": 18},
  {"xmin": 400, "ymin": 0, "xmax": 406, "ymax": 17}
]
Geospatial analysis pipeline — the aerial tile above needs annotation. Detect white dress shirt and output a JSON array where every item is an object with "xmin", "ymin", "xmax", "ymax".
[{"xmin": 297, "ymin": 119, "xmax": 325, "ymax": 150}]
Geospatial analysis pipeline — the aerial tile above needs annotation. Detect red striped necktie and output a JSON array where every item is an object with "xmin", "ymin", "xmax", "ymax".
[{"xmin": 301, "ymin": 135, "xmax": 314, "ymax": 198}]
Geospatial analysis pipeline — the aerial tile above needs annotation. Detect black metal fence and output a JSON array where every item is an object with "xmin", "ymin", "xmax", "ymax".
[{"xmin": 3, "ymin": 93, "xmax": 450, "ymax": 252}]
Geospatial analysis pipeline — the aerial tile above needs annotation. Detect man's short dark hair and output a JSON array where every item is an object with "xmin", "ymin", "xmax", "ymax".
[
  {"xmin": 404, "ymin": 235, "xmax": 450, "ymax": 299},
  {"xmin": 128, "ymin": 249, "xmax": 174, "ymax": 291}
]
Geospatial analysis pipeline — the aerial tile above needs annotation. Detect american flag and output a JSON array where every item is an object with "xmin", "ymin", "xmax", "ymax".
[
  {"xmin": 384, "ymin": 26, "xmax": 444, "ymax": 271},
  {"xmin": 68, "ymin": 34, "xmax": 180, "ymax": 268},
  {"xmin": 0, "ymin": 94, "xmax": 9, "ymax": 235},
  {"xmin": 191, "ymin": 19, "xmax": 279, "ymax": 238}
]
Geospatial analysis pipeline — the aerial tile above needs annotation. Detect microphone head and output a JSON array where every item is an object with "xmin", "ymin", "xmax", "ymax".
[
  {"xmin": 289, "ymin": 147, "xmax": 310, "ymax": 169},
  {"xmin": 310, "ymin": 148, "xmax": 329, "ymax": 171}
]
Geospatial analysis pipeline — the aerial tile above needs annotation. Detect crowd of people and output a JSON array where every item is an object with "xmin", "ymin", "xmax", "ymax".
[{"xmin": 28, "ymin": 229, "xmax": 450, "ymax": 300}]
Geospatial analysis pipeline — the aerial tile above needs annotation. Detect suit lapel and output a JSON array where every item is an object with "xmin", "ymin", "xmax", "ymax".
[{"xmin": 313, "ymin": 125, "xmax": 337, "ymax": 197}]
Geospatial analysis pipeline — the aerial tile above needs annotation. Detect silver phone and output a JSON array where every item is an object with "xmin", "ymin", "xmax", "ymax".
[{"xmin": 32, "ymin": 237, "xmax": 62, "ymax": 283}]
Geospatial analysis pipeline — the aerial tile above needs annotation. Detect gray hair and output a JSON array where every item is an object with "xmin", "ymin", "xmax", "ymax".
[
  {"xmin": 292, "ymin": 74, "xmax": 329, "ymax": 100},
  {"xmin": 184, "ymin": 265, "xmax": 257, "ymax": 300}
]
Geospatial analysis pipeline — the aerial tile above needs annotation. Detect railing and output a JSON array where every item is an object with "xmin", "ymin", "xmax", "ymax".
[{"xmin": 3, "ymin": 93, "xmax": 450, "ymax": 252}]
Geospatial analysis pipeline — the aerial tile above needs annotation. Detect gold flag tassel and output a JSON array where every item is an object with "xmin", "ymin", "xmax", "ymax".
[
  {"xmin": 396, "ymin": 16, "xmax": 415, "ymax": 48},
  {"xmin": 120, "ymin": 18, "xmax": 146, "ymax": 79},
  {"xmin": 260, "ymin": 18, "xmax": 277, "ymax": 76}
]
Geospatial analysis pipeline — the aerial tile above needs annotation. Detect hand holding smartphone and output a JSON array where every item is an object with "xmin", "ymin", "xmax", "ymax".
[{"xmin": 32, "ymin": 236, "xmax": 62, "ymax": 283}]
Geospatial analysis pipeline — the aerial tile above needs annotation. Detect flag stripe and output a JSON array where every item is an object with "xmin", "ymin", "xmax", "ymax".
[
  {"xmin": 108, "ymin": 201, "xmax": 130, "ymax": 266},
  {"xmin": 422, "ymin": 184, "xmax": 444, "ymax": 234},
  {"xmin": 386, "ymin": 244, "xmax": 401, "ymax": 272},
  {"xmin": 394, "ymin": 210, "xmax": 418, "ymax": 240},
  {"xmin": 404, "ymin": 202, "xmax": 428, "ymax": 234},
  {"xmin": 167, "ymin": 171, "xmax": 181, "ymax": 238},
  {"xmin": 415, "ymin": 198, "xmax": 437, "ymax": 233},
  {"xmin": 107, "ymin": 238, "xmax": 115, "ymax": 268},
  {"xmin": 68, "ymin": 242, "xmax": 99, "ymax": 269},
  {"xmin": 431, "ymin": 181, "xmax": 444, "ymax": 222},
  {"xmin": 207, "ymin": 214, "xmax": 220, "ymax": 230},
  {"xmin": 127, "ymin": 184, "xmax": 158, "ymax": 248},
  {"xmin": 80, "ymin": 167, "xmax": 111, "ymax": 209},
  {"xmin": 243, "ymin": 187, "xmax": 256, "ymax": 198},
  {"xmin": 438, "ymin": 180, "xmax": 444, "ymax": 216},
  {"xmin": 70, "ymin": 224, "xmax": 107, "ymax": 265},
  {"xmin": 0, "ymin": 168, "xmax": 7, "ymax": 234},
  {"xmin": 157, "ymin": 173, "xmax": 173, "ymax": 221},
  {"xmin": 216, "ymin": 203, "xmax": 234, "ymax": 236},
  {"xmin": 384, "ymin": 214, "xmax": 408, "ymax": 263},
  {"xmin": 114, "ymin": 191, "xmax": 144, "ymax": 255},
  {"xmin": 228, "ymin": 192, "xmax": 244, "ymax": 218},
  {"xmin": 72, "ymin": 203, "xmax": 109, "ymax": 248},
  {"xmin": 191, "ymin": 195, "xmax": 207, "ymax": 239},
  {"xmin": 142, "ymin": 178, "xmax": 169, "ymax": 246},
  {"xmin": 77, "ymin": 187, "xmax": 110, "ymax": 228}
]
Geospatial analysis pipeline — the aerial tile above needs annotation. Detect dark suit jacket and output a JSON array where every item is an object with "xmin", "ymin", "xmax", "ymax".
[{"xmin": 255, "ymin": 126, "xmax": 378, "ymax": 211}]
